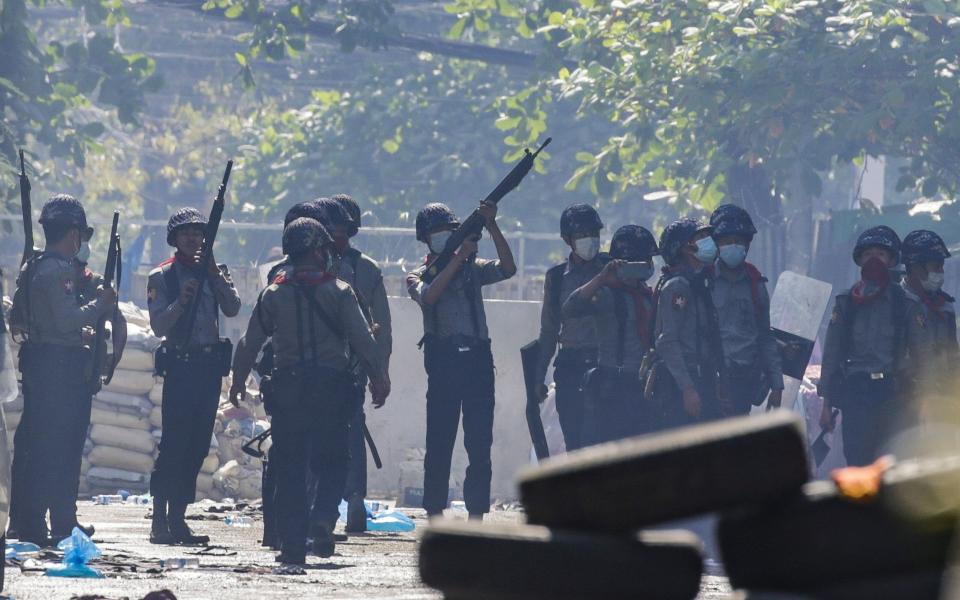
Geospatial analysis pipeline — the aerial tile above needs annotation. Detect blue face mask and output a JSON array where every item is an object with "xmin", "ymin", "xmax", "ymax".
[
  {"xmin": 719, "ymin": 243, "xmax": 747, "ymax": 268},
  {"xmin": 694, "ymin": 237, "xmax": 718, "ymax": 264}
]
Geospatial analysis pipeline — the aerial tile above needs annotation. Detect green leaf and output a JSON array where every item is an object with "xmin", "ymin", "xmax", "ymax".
[
  {"xmin": 224, "ymin": 4, "xmax": 243, "ymax": 18},
  {"xmin": 382, "ymin": 139, "xmax": 400, "ymax": 154},
  {"xmin": 235, "ymin": 52, "xmax": 247, "ymax": 66}
]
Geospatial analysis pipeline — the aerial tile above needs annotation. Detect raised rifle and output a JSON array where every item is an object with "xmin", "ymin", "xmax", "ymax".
[
  {"xmin": 18, "ymin": 149, "xmax": 33, "ymax": 266},
  {"xmin": 420, "ymin": 137, "xmax": 551, "ymax": 284},
  {"xmin": 90, "ymin": 211, "xmax": 121, "ymax": 391},
  {"xmin": 175, "ymin": 160, "xmax": 233, "ymax": 349}
]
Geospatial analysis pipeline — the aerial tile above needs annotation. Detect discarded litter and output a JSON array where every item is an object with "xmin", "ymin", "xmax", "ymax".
[
  {"xmin": 224, "ymin": 516, "xmax": 253, "ymax": 527},
  {"xmin": 6, "ymin": 541, "xmax": 41, "ymax": 560},
  {"xmin": 337, "ymin": 500, "xmax": 417, "ymax": 532},
  {"xmin": 127, "ymin": 493, "xmax": 153, "ymax": 505},
  {"xmin": 46, "ymin": 527, "xmax": 104, "ymax": 578},
  {"xmin": 450, "ymin": 501, "xmax": 467, "ymax": 513},
  {"xmin": 93, "ymin": 494, "xmax": 125, "ymax": 505},
  {"xmin": 160, "ymin": 558, "xmax": 200, "ymax": 570}
]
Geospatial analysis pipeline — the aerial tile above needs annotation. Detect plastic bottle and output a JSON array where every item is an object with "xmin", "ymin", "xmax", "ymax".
[
  {"xmin": 160, "ymin": 558, "xmax": 200, "ymax": 570},
  {"xmin": 126, "ymin": 494, "xmax": 152, "ymax": 505},
  {"xmin": 92, "ymin": 495, "xmax": 124, "ymax": 505},
  {"xmin": 224, "ymin": 516, "xmax": 253, "ymax": 528}
]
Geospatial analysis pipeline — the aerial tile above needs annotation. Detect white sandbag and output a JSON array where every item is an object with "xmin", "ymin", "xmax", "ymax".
[
  {"xmin": 196, "ymin": 472, "xmax": 214, "ymax": 494},
  {"xmin": 6, "ymin": 412, "xmax": 21, "ymax": 431},
  {"xmin": 119, "ymin": 302, "xmax": 150, "ymax": 329},
  {"xmin": 201, "ymin": 453, "xmax": 219, "ymax": 475},
  {"xmin": 89, "ymin": 424, "xmax": 156, "ymax": 455},
  {"xmin": 238, "ymin": 476, "xmax": 261, "ymax": 500},
  {"xmin": 90, "ymin": 406, "xmax": 151, "ymax": 431},
  {"xmin": 95, "ymin": 391, "xmax": 152, "ymax": 417},
  {"xmin": 6, "ymin": 395, "xmax": 24, "ymax": 413},
  {"xmin": 87, "ymin": 466, "xmax": 149, "ymax": 485},
  {"xmin": 78, "ymin": 479, "xmax": 91, "ymax": 495},
  {"xmin": 104, "ymin": 369, "xmax": 155, "ymax": 396},
  {"xmin": 118, "ymin": 348, "xmax": 154, "ymax": 372},
  {"xmin": 81, "ymin": 456, "xmax": 91, "ymax": 475},
  {"xmin": 149, "ymin": 382, "xmax": 163, "ymax": 404},
  {"xmin": 88, "ymin": 445, "xmax": 155, "ymax": 474},
  {"xmin": 149, "ymin": 405, "xmax": 162, "ymax": 429}
]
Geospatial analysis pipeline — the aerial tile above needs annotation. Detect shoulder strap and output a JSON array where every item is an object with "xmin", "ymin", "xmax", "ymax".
[
  {"xmin": 546, "ymin": 263, "xmax": 566, "ymax": 314},
  {"xmin": 743, "ymin": 262, "xmax": 766, "ymax": 318},
  {"xmin": 612, "ymin": 289, "xmax": 627, "ymax": 367},
  {"xmin": 346, "ymin": 249, "xmax": 361, "ymax": 285},
  {"xmin": 294, "ymin": 284, "xmax": 345, "ymax": 341},
  {"xmin": 162, "ymin": 261, "xmax": 180, "ymax": 306},
  {"xmin": 463, "ymin": 261, "xmax": 481, "ymax": 338}
]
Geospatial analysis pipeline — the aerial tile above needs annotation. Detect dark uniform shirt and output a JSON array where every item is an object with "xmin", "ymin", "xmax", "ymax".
[
  {"xmin": 562, "ymin": 284, "xmax": 653, "ymax": 371},
  {"xmin": 26, "ymin": 253, "xmax": 108, "ymax": 346},
  {"xmin": 711, "ymin": 265, "xmax": 784, "ymax": 390},
  {"xmin": 903, "ymin": 284, "xmax": 959, "ymax": 395},
  {"xmin": 534, "ymin": 254, "xmax": 605, "ymax": 383},
  {"xmin": 336, "ymin": 247, "xmax": 392, "ymax": 367},
  {"xmin": 654, "ymin": 270, "xmax": 721, "ymax": 391},
  {"xmin": 232, "ymin": 271, "xmax": 385, "ymax": 380},
  {"xmin": 146, "ymin": 258, "xmax": 241, "ymax": 344},
  {"xmin": 819, "ymin": 285, "xmax": 901, "ymax": 399},
  {"xmin": 406, "ymin": 258, "xmax": 509, "ymax": 341}
]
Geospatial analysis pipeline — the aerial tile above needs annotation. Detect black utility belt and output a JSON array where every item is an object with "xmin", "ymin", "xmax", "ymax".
[
  {"xmin": 423, "ymin": 334, "xmax": 490, "ymax": 352},
  {"xmin": 595, "ymin": 365, "xmax": 643, "ymax": 381},
  {"xmin": 155, "ymin": 338, "xmax": 232, "ymax": 377},
  {"xmin": 556, "ymin": 346, "xmax": 598, "ymax": 368}
]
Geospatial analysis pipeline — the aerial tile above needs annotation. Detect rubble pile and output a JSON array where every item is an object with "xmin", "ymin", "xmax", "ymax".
[
  {"xmin": 4, "ymin": 301, "xmax": 266, "ymax": 503},
  {"xmin": 420, "ymin": 411, "xmax": 959, "ymax": 599}
]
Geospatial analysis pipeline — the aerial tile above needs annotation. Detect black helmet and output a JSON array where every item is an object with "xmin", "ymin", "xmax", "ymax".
[
  {"xmin": 282, "ymin": 217, "xmax": 333, "ymax": 258},
  {"xmin": 283, "ymin": 198, "xmax": 350, "ymax": 229},
  {"xmin": 710, "ymin": 204, "xmax": 757, "ymax": 241},
  {"xmin": 166, "ymin": 207, "xmax": 206, "ymax": 246},
  {"xmin": 853, "ymin": 225, "xmax": 901, "ymax": 265},
  {"xmin": 332, "ymin": 194, "xmax": 361, "ymax": 237},
  {"xmin": 902, "ymin": 230, "xmax": 950, "ymax": 265},
  {"xmin": 415, "ymin": 203, "xmax": 459, "ymax": 243},
  {"xmin": 560, "ymin": 204, "xmax": 603, "ymax": 238},
  {"xmin": 660, "ymin": 218, "xmax": 712, "ymax": 264},
  {"xmin": 39, "ymin": 194, "xmax": 92, "ymax": 237},
  {"xmin": 610, "ymin": 225, "xmax": 659, "ymax": 261}
]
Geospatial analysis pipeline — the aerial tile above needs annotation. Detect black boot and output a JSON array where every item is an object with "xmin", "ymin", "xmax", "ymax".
[
  {"xmin": 167, "ymin": 503, "xmax": 209, "ymax": 546},
  {"xmin": 51, "ymin": 522, "xmax": 96, "ymax": 541},
  {"xmin": 345, "ymin": 494, "xmax": 367, "ymax": 533},
  {"xmin": 311, "ymin": 523, "xmax": 336, "ymax": 558},
  {"xmin": 150, "ymin": 497, "xmax": 176, "ymax": 545}
]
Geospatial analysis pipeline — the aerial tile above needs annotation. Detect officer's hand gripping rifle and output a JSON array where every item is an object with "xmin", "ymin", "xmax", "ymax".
[
  {"xmin": 176, "ymin": 160, "xmax": 233, "ymax": 349},
  {"xmin": 18, "ymin": 149, "xmax": 34, "ymax": 266},
  {"xmin": 90, "ymin": 211, "xmax": 121, "ymax": 391},
  {"xmin": 420, "ymin": 137, "xmax": 551, "ymax": 284}
]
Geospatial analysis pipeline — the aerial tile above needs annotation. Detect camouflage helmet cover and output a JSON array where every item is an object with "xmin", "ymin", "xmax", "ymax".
[
  {"xmin": 282, "ymin": 217, "xmax": 333, "ymax": 258},
  {"xmin": 709, "ymin": 204, "xmax": 757, "ymax": 240},
  {"xmin": 610, "ymin": 224, "xmax": 659, "ymax": 260},
  {"xmin": 415, "ymin": 203, "xmax": 459, "ymax": 243},
  {"xmin": 660, "ymin": 218, "xmax": 711, "ymax": 264},
  {"xmin": 332, "ymin": 194, "xmax": 361, "ymax": 237},
  {"xmin": 39, "ymin": 194, "xmax": 92, "ymax": 237},
  {"xmin": 560, "ymin": 203, "xmax": 603, "ymax": 238},
  {"xmin": 901, "ymin": 229, "xmax": 950, "ymax": 265},
  {"xmin": 853, "ymin": 225, "xmax": 901, "ymax": 265},
  {"xmin": 166, "ymin": 207, "xmax": 207, "ymax": 246}
]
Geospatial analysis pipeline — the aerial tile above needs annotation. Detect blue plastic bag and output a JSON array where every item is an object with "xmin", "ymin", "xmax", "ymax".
[
  {"xmin": 336, "ymin": 501, "xmax": 416, "ymax": 533},
  {"xmin": 46, "ymin": 527, "xmax": 104, "ymax": 578},
  {"xmin": 5, "ymin": 541, "xmax": 41, "ymax": 560}
]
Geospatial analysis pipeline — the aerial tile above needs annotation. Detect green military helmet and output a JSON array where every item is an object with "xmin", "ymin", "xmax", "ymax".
[
  {"xmin": 39, "ymin": 194, "xmax": 93, "ymax": 238},
  {"xmin": 282, "ymin": 217, "xmax": 333, "ymax": 259}
]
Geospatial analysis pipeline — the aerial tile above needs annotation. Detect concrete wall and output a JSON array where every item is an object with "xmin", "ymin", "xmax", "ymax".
[{"xmin": 364, "ymin": 297, "xmax": 542, "ymax": 503}]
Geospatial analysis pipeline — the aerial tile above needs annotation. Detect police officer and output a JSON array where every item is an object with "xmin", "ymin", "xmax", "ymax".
[
  {"xmin": 562, "ymin": 225, "xmax": 659, "ymax": 444},
  {"xmin": 407, "ymin": 202, "xmax": 516, "ymax": 520},
  {"xmin": 12, "ymin": 195, "xmax": 116, "ymax": 544},
  {"xmin": 329, "ymin": 193, "xmax": 392, "ymax": 532},
  {"xmin": 709, "ymin": 204, "xmax": 784, "ymax": 416},
  {"xmin": 900, "ymin": 230, "xmax": 958, "ymax": 422},
  {"xmin": 819, "ymin": 226, "xmax": 907, "ymax": 466},
  {"xmin": 229, "ymin": 218, "xmax": 390, "ymax": 564},
  {"xmin": 651, "ymin": 218, "xmax": 724, "ymax": 430},
  {"xmin": 533, "ymin": 204, "xmax": 607, "ymax": 452},
  {"xmin": 147, "ymin": 207, "xmax": 241, "ymax": 544}
]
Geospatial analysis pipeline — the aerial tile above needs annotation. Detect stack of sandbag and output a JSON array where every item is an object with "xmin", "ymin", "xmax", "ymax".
[
  {"xmin": 211, "ymin": 404, "xmax": 268, "ymax": 500},
  {"xmin": 420, "ymin": 412, "xmax": 810, "ymax": 600},
  {"xmin": 84, "ymin": 302, "xmax": 160, "ymax": 495}
]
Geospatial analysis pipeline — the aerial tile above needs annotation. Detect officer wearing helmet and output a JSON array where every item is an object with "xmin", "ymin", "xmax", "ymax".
[
  {"xmin": 328, "ymin": 193, "xmax": 392, "ymax": 533},
  {"xmin": 229, "ymin": 218, "xmax": 390, "ymax": 564},
  {"xmin": 819, "ymin": 225, "xmax": 908, "ymax": 466},
  {"xmin": 900, "ymin": 230, "xmax": 958, "ymax": 418},
  {"xmin": 650, "ymin": 217, "xmax": 724, "ymax": 429},
  {"xmin": 709, "ymin": 204, "xmax": 784, "ymax": 416},
  {"xmin": 10, "ymin": 194, "xmax": 117, "ymax": 545},
  {"xmin": 406, "ymin": 201, "xmax": 516, "ymax": 520},
  {"xmin": 532, "ymin": 204, "xmax": 608, "ymax": 451},
  {"xmin": 147, "ymin": 207, "xmax": 241, "ymax": 545},
  {"xmin": 562, "ymin": 224, "xmax": 659, "ymax": 443}
]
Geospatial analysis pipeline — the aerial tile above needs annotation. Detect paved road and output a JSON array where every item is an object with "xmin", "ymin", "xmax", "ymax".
[{"xmin": 3, "ymin": 502, "xmax": 731, "ymax": 599}]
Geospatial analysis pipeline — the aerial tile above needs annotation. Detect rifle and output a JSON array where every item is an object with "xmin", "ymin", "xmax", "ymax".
[
  {"xmin": 176, "ymin": 160, "xmax": 233, "ymax": 349},
  {"xmin": 90, "ymin": 211, "xmax": 121, "ymax": 391},
  {"xmin": 18, "ymin": 149, "xmax": 33, "ymax": 266},
  {"xmin": 420, "ymin": 137, "xmax": 551, "ymax": 283}
]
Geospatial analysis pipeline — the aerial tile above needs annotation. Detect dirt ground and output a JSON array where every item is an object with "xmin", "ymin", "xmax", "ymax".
[{"xmin": 2, "ymin": 502, "xmax": 732, "ymax": 599}]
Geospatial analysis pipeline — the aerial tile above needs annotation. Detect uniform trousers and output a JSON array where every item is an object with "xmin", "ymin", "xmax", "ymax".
[
  {"xmin": 552, "ymin": 347, "xmax": 597, "ymax": 452},
  {"xmin": 582, "ymin": 367, "xmax": 656, "ymax": 446},
  {"xmin": 271, "ymin": 368, "xmax": 351, "ymax": 559},
  {"xmin": 151, "ymin": 353, "xmax": 221, "ymax": 507},
  {"xmin": 422, "ymin": 338, "xmax": 495, "ymax": 516},
  {"xmin": 20, "ymin": 344, "xmax": 93, "ymax": 537},
  {"xmin": 342, "ymin": 383, "xmax": 367, "ymax": 499},
  {"xmin": 837, "ymin": 374, "xmax": 913, "ymax": 467}
]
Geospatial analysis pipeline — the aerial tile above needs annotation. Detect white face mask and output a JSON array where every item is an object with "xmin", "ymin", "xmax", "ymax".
[
  {"xmin": 922, "ymin": 271, "xmax": 945, "ymax": 292},
  {"xmin": 76, "ymin": 241, "xmax": 91, "ymax": 263},
  {"xmin": 573, "ymin": 236, "xmax": 600, "ymax": 261},
  {"xmin": 429, "ymin": 231, "xmax": 452, "ymax": 254},
  {"xmin": 694, "ymin": 237, "xmax": 718, "ymax": 264}
]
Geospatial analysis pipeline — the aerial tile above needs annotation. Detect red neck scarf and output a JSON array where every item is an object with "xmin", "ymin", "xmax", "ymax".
[
  {"xmin": 609, "ymin": 282, "xmax": 653, "ymax": 347},
  {"xmin": 850, "ymin": 257, "xmax": 890, "ymax": 305},
  {"xmin": 908, "ymin": 281, "xmax": 948, "ymax": 320},
  {"xmin": 272, "ymin": 269, "xmax": 334, "ymax": 286}
]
